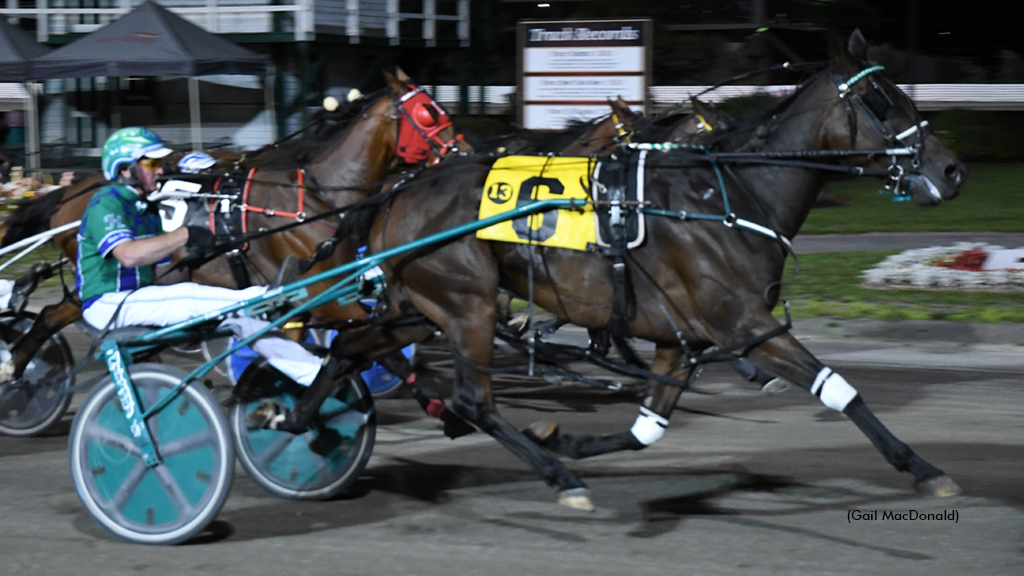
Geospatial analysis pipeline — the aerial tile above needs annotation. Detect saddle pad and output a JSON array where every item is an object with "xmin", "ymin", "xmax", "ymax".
[
  {"xmin": 477, "ymin": 156, "xmax": 596, "ymax": 251},
  {"xmin": 593, "ymin": 149, "xmax": 646, "ymax": 250}
]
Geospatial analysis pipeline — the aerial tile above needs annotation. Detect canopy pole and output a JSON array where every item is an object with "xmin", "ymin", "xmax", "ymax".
[
  {"xmin": 23, "ymin": 80, "xmax": 40, "ymax": 172},
  {"xmin": 265, "ymin": 61, "xmax": 277, "ymax": 143},
  {"xmin": 188, "ymin": 76, "xmax": 202, "ymax": 151}
]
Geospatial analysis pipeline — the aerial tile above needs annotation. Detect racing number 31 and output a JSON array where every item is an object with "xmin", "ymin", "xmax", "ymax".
[{"xmin": 513, "ymin": 177, "xmax": 563, "ymax": 243}]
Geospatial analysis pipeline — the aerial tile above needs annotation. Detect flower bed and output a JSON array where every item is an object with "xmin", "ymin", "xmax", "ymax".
[{"xmin": 861, "ymin": 243, "xmax": 1024, "ymax": 291}]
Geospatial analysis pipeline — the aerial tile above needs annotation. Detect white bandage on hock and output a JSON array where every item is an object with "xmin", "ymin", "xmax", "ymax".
[
  {"xmin": 630, "ymin": 406, "xmax": 669, "ymax": 445},
  {"xmin": 811, "ymin": 367, "xmax": 859, "ymax": 412}
]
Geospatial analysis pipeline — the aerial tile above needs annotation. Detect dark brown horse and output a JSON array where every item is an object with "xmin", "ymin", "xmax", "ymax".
[
  {"xmin": 280, "ymin": 31, "xmax": 966, "ymax": 510},
  {"xmin": 0, "ymin": 70, "xmax": 465, "ymax": 385}
]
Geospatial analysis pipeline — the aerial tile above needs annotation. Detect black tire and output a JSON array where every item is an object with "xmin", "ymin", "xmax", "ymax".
[
  {"xmin": 68, "ymin": 364, "xmax": 234, "ymax": 545},
  {"xmin": 0, "ymin": 312, "xmax": 75, "ymax": 436}
]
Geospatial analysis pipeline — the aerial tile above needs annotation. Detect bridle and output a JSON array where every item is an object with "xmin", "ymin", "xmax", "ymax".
[
  {"xmin": 832, "ymin": 63, "xmax": 931, "ymax": 198},
  {"xmin": 391, "ymin": 84, "xmax": 465, "ymax": 165}
]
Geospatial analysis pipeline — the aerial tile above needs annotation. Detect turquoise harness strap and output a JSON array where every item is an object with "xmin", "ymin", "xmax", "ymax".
[{"xmin": 838, "ymin": 65, "xmax": 885, "ymax": 97}]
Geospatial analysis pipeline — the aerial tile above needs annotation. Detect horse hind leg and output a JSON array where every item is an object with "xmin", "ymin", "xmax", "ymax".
[
  {"xmin": 414, "ymin": 287, "xmax": 595, "ymax": 509},
  {"xmin": 525, "ymin": 344, "xmax": 692, "ymax": 460},
  {"xmin": 746, "ymin": 331, "xmax": 960, "ymax": 497}
]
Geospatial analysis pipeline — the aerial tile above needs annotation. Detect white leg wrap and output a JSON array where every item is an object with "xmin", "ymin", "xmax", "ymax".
[
  {"xmin": 630, "ymin": 406, "xmax": 668, "ymax": 445},
  {"xmin": 811, "ymin": 367, "xmax": 859, "ymax": 412}
]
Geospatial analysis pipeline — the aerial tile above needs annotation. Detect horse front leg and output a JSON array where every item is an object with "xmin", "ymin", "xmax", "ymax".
[
  {"xmin": 1, "ymin": 297, "xmax": 82, "ymax": 382},
  {"xmin": 745, "ymin": 330, "xmax": 960, "ymax": 497},
  {"xmin": 525, "ymin": 344, "xmax": 693, "ymax": 459}
]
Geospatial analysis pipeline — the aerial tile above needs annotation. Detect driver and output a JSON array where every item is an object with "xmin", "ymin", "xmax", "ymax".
[{"xmin": 76, "ymin": 127, "xmax": 323, "ymax": 386}]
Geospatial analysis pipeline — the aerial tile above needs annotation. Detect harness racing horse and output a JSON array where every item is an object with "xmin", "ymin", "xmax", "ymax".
[
  {"xmin": 251, "ymin": 96, "xmax": 737, "ymax": 427},
  {"xmin": 289, "ymin": 31, "xmax": 966, "ymax": 509},
  {"xmin": 0, "ymin": 70, "xmax": 464, "ymax": 388}
]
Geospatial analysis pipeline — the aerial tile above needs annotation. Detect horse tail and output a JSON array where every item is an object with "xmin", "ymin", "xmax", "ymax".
[{"xmin": 0, "ymin": 186, "xmax": 69, "ymax": 248}]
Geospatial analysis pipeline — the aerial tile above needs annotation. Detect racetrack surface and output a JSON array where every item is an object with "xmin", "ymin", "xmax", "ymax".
[{"xmin": 0, "ymin": 320, "xmax": 1021, "ymax": 576}]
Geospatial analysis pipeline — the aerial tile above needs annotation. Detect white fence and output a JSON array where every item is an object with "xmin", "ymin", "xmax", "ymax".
[{"xmin": 426, "ymin": 84, "xmax": 1024, "ymax": 115}]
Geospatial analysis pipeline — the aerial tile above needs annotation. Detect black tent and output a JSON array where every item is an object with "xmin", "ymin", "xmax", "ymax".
[
  {"xmin": 0, "ymin": 17, "xmax": 51, "ymax": 81},
  {"xmin": 30, "ymin": 0, "xmax": 269, "ymax": 152},
  {"xmin": 31, "ymin": 1, "xmax": 266, "ymax": 78},
  {"xmin": 0, "ymin": 18, "xmax": 50, "ymax": 169}
]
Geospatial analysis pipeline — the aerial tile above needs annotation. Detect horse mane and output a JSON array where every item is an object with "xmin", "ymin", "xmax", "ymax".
[
  {"xmin": 708, "ymin": 69, "xmax": 827, "ymax": 151},
  {"xmin": 0, "ymin": 186, "xmax": 69, "ymax": 248},
  {"xmin": 492, "ymin": 114, "xmax": 613, "ymax": 154},
  {"xmin": 245, "ymin": 88, "xmax": 390, "ymax": 170}
]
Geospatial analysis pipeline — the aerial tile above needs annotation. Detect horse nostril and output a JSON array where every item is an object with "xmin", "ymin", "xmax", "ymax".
[{"xmin": 945, "ymin": 164, "xmax": 963, "ymax": 185}]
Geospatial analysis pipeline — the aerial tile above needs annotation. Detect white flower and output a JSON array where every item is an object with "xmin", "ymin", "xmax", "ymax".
[{"xmin": 860, "ymin": 244, "xmax": 1024, "ymax": 291}]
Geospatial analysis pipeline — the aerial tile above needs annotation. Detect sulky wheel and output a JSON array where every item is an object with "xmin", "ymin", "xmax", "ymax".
[
  {"xmin": 0, "ymin": 313, "xmax": 75, "ymax": 436},
  {"xmin": 68, "ymin": 363, "xmax": 234, "ymax": 545},
  {"xmin": 230, "ymin": 360, "xmax": 375, "ymax": 500}
]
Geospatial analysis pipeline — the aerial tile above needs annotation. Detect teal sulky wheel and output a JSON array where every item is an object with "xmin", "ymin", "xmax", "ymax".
[
  {"xmin": 0, "ymin": 313, "xmax": 75, "ymax": 437},
  {"xmin": 68, "ymin": 363, "xmax": 234, "ymax": 545},
  {"xmin": 230, "ymin": 360, "xmax": 375, "ymax": 500}
]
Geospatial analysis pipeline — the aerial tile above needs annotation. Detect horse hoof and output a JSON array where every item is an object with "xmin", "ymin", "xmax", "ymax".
[
  {"xmin": 915, "ymin": 475, "xmax": 962, "ymax": 497},
  {"xmin": 0, "ymin": 358, "xmax": 14, "ymax": 384},
  {"xmin": 523, "ymin": 421, "xmax": 559, "ymax": 447},
  {"xmin": 557, "ymin": 488, "xmax": 595, "ymax": 511},
  {"xmin": 245, "ymin": 401, "xmax": 283, "ymax": 430},
  {"xmin": 760, "ymin": 378, "xmax": 790, "ymax": 395}
]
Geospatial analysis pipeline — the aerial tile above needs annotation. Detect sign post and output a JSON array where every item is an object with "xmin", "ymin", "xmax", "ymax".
[{"xmin": 517, "ymin": 18, "xmax": 652, "ymax": 130}]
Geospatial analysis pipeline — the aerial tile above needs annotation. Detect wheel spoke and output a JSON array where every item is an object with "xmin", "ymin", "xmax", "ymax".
[
  {"xmin": 321, "ymin": 409, "xmax": 371, "ymax": 430},
  {"xmin": 109, "ymin": 460, "xmax": 148, "ymax": 510},
  {"xmin": 320, "ymin": 407, "xmax": 370, "ymax": 424},
  {"xmin": 150, "ymin": 464, "xmax": 193, "ymax": 515},
  {"xmin": 159, "ymin": 429, "xmax": 218, "ymax": 458},
  {"xmin": 83, "ymin": 423, "xmax": 142, "ymax": 457},
  {"xmin": 256, "ymin": 433, "xmax": 297, "ymax": 468}
]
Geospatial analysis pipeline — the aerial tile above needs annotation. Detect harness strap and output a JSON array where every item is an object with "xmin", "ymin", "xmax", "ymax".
[
  {"xmin": 241, "ymin": 168, "xmax": 308, "ymax": 221},
  {"xmin": 608, "ymin": 253, "xmax": 632, "ymax": 338}
]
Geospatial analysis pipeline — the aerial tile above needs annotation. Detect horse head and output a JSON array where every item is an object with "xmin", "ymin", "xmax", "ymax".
[
  {"xmin": 555, "ymin": 98, "xmax": 644, "ymax": 156},
  {"xmin": 658, "ymin": 97, "xmax": 733, "ymax": 144},
  {"xmin": 824, "ymin": 29, "xmax": 966, "ymax": 206},
  {"xmin": 386, "ymin": 68, "xmax": 470, "ymax": 165}
]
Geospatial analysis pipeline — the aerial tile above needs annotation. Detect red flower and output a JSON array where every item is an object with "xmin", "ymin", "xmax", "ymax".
[{"xmin": 934, "ymin": 249, "xmax": 988, "ymax": 271}]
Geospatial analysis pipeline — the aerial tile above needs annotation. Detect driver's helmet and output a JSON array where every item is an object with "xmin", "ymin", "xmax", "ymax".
[
  {"xmin": 101, "ymin": 127, "xmax": 173, "ymax": 181},
  {"xmin": 177, "ymin": 151, "xmax": 216, "ymax": 174}
]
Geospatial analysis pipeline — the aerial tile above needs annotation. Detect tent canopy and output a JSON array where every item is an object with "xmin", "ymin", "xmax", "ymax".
[
  {"xmin": 0, "ymin": 17, "xmax": 51, "ymax": 81},
  {"xmin": 32, "ymin": 1, "xmax": 267, "ymax": 79}
]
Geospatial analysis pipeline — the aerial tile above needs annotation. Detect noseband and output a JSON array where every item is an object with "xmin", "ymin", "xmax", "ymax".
[{"xmin": 392, "ymin": 85, "xmax": 465, "ymax": 165}]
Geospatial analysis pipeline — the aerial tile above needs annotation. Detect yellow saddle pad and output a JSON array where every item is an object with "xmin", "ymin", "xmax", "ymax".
[{"xmin": 477, "ymin": 156, "xmax": 595, "ymax": 251}]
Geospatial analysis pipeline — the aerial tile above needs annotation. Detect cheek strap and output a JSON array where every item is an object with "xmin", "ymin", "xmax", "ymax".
[{"xmin": 811, "ymin": 367, "xmax": 859, "ymax": 412}]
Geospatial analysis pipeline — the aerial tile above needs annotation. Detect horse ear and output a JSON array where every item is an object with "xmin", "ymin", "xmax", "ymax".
[
  {"xmin": 691, "ymin": 96, "xmax": 711, "ymax": 116},
  {"xmin": 395, "ymin": 67, "xmax": 413, "ymax": 83},
  {"xmin": 609, "ymin": 97, "xmax": 633, "ymax": 118},
  {"xmin": 848, "ymin": 28, "xmax": 868, "ymax": 59},
  {"xmin": 383, "ymin": 70, "xmax": 407, "ymax": 95}
]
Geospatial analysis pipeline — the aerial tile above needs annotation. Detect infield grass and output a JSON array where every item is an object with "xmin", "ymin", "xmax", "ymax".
[
  {"xmin": 803, "ymin": 163, "xmax": 1024, "ymax": 234},
  {"xmin": 778, "ymin": 251, "xmax": 1024, "ymax": 323}
]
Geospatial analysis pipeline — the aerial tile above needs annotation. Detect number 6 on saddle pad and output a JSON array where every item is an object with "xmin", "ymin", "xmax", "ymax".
[{"xmin": 477, "ymin": 154, "xmax": 646, "ymax": 250}]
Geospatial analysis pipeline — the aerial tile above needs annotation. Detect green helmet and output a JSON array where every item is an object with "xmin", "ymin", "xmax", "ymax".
[{"xmin": 101, "ymin": 127, "xmax": 173, "ymax": 181}]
